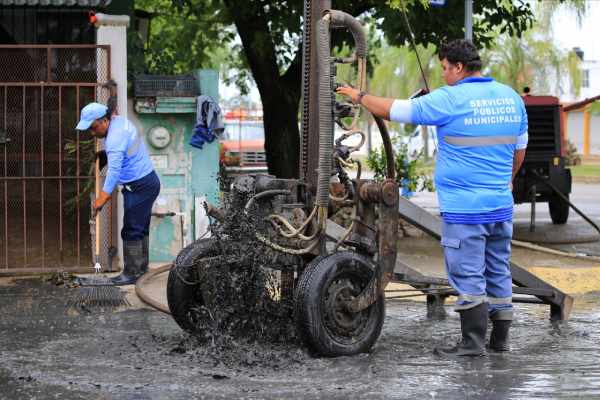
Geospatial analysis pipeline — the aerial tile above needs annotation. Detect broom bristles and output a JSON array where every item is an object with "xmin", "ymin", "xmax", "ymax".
[{"xmin": 71, "ymin": 275, "xmax": 131, "ymax": 309}]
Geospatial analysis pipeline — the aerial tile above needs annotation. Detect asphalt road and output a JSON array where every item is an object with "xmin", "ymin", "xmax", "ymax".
[{"xmin": 1, "ymin": 278, "xmax": 600, "ymax": 400}]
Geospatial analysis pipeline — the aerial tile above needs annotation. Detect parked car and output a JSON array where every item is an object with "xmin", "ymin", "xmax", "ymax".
[{"xmin": 220, "ymin": 118, "xmax": 268, "ymax": 173}]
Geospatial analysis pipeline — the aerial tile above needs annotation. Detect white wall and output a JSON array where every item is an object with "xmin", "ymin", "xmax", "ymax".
[
  {"xmin": 565, "ymin": 111, "xmax": 600, "ymax": 155},
  {"xmin": 581, "ymin": 60, "xmax": 600, "ymax": 99}
]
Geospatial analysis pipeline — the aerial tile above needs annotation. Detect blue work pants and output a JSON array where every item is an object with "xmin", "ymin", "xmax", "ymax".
[
  {"xmin": 441, "ymin": 221, "xmax": 513, "ymax": 317},
  {"xmin": 121, "ymin": 171, "xmax": 161, "ymax": 241}
]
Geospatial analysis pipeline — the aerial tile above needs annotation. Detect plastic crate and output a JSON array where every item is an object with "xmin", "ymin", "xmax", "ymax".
[{"xmin": 134, "ymin": 74, "xmax": 198, "ymax": 97}]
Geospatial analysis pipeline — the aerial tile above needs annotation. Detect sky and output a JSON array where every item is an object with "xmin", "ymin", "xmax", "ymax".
[{"xmin": 553, "ymin": 0, "xmax": 600, "ymax": 62}]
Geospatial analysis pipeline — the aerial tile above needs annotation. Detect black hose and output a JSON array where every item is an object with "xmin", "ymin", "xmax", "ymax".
[
  {"xmin": 532, "ymin": 170, "xmax": 600, "ymax": 235},
  {"xmin": 244, "ymin": 189, "xmax": 292, "ymax": 211},
  {"xmin": 316, "ymin": 14, "xmax": 333, "ymax": 207},
  {"xmin": 373, "ymin": 115, "xmax": 395, "ymax": 180},
  {"xmin": 329, "ymin": 10, "xmax": 366, "ymax": 58}
]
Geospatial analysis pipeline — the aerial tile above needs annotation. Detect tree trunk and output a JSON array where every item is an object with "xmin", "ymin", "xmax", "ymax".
[
  {"xmin": 223, "ymin": 0, "xmax": 301, "ymax": 178},
  {"xmin": 259, "ymin": 84, "xmax": 300, "ymax": 179}
]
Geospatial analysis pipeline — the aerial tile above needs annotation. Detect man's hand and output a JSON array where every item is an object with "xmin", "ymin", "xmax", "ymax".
[
  {"xmin": 336, "ymin": 85, "xmax": 360, "ymax": 104},
  {"xmin": 93, "ymin": 191, "xmax": 111, "ymax": 216}
]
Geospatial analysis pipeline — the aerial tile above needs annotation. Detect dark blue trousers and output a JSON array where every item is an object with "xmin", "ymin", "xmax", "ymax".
[{"xmin": 121, "ymin": 171, "xmax": 161, "ymax": 241}]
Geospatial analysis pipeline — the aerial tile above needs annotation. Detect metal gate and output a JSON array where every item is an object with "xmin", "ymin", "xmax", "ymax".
[{"xmin": 0, "ymin": 45, "xmax": 113, "ymax": 274}]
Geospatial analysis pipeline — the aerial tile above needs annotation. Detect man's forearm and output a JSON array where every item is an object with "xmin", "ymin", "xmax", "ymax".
[
  {"xmin": 512, "ymin": 149, "xmax": 526, "ymax": 180},
  {"xmin": 359, "ymin": 94, "xmax": 396, "ymax": 120}
]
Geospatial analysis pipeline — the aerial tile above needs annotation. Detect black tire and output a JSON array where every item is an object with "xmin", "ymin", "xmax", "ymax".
[
  {"xmin": 167, "ymin": 238, "xmax": 219, "ymax": 333},
  {"xmin": 294, "ymin": 252, "xmax": 385, "ymax": 357},
  {"xmin": 549, "ymin": 193, "xmax": 569, "ymax": 224}
]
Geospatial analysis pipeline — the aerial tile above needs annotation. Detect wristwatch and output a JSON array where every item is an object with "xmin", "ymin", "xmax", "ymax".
[{"xmin": 356, "ymin": 90, "xmax": 368, "ymax": 105}]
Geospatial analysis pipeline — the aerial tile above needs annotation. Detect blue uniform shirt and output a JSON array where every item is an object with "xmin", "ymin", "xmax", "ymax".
[
  {"xmin": 390, "ymin": 77, "xmax": 528, "ymax": 223},
  {"xmin": 103, "ymin": 116, "xmax": 154, "ymax": 194}
]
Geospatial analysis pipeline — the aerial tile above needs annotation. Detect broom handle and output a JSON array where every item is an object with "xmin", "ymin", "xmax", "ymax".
[{"xmin": 95, "ymin": 137, "xmax": 100, "ymax": 262}]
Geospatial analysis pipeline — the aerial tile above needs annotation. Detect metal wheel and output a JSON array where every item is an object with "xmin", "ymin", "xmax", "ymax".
[{"xmin": 294, "ymin": 252, "xmax": 385, "ymax": 357}]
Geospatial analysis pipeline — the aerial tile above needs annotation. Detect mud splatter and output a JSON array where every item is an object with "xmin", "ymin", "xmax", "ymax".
[{"xmin": 171, "ymin": 187, "xmax": 306, "ymax": 366}]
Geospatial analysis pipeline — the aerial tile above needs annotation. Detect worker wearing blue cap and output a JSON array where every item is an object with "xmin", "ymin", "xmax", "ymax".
[{"xmin": 76, "ymin": 102, "xmax": 160, "ymax": 285}]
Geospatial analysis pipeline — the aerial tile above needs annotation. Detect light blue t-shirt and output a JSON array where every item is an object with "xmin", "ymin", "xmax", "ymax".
[
  {"xmin": 103, "ymin": 116, "xmax": 154, "ymax": 194},
  {"xmin": 390, "ymin": 76, "xmax": 528, "ymax": 222}
]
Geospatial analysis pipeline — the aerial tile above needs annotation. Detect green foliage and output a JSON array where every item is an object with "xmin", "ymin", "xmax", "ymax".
[
  {"xmin": 366, "ymin": 138, "xmax": 434, "ymax": 195},
  {"xmin": 375, "ymin": 0, "xmax": 534, "ymax": 50},
  {"xmin": 564, "ymin": 139, "xmax": 581, "ymax": 167},
  {"xmin": 133, "ymin": 0, "xmax": 234, "ymax": 76},
  {"xmin": 63, "ymin": 138, "xmax": 95, "ymax": 211}
]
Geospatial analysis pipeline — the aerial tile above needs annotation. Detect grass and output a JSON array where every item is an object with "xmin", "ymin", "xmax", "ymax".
[{"xmin": 570, "ymin": 164, "xmax": 600, "ymax": 178}]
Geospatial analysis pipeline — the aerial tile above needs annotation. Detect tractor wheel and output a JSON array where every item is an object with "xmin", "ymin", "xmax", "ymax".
[
  {"xmin": 294, "ymin": 252, "xmax": 385, "ymax": 357},
  {"xmin": 549, "ymin": 193, "xmax": 569, "ymax": 224},
  {"xmin": 167, "ymin": 238, "xmax": 219, "ymax": 333}
]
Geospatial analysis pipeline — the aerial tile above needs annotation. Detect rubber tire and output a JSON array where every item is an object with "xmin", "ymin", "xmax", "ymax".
[
  {"xmin": 167, "ymin": 238, "xmax": 219, "ymax": 333},
  {"xmin": 294, "ymin": 251, "xmax": 385, "ymax": 357},
  {"xmin": 549, "ymin": 193, "xmax": 569, "ymax": 224}
]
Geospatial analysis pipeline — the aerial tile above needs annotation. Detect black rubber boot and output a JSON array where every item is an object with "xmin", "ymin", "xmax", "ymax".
[
  {"xmin": 434, "ymin": 302, "xmax": 488, "ymax": 357},
  {"xmin": 139, "ymin": 235, "xmax": 149, "ymax": 277},
  {"xmin": 489, "ymin": 309, "xmax": 512, "ymax": 352},
  {"xmin": 111, "ymin": 240, "xmax": 144, "ymax": 286}
]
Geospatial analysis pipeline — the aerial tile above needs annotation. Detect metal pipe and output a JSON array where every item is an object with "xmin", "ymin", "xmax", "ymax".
[
  {"xmin": 58, "ymin": 85, "xmax": 63, "ymax": 266},
  {"xmin": 3, "ymin": 86, "xmax": 7, "ymax": 269},
  {"xmin": 21, "ymin": 86, "xmax": 26, "ymax": 266},
  {"xmin": 76, "ymin": 85, "xmax": 80, "ymax": 266},
  {"xmin": 40, "ymin": 86, "xmax": 45, "ymax": 269},
  {"xmin": 464, "ymin": 0, "xmax": 473, "ymax": 41}
]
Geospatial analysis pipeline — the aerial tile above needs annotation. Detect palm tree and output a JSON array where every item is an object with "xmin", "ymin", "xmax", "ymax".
[{"xmin": 483, "ymin": 1, "xmax": 587, "ymax": 97}]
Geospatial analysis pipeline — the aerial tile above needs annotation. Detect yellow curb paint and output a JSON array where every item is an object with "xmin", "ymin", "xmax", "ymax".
[{"xmin": 525, "ymin": 266, "xmax": 600, "ymax": 295}]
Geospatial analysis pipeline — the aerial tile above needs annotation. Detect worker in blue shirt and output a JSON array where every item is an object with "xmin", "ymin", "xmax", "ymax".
[
  {"xmin": 338, "ymin": 39, "xmax": 527, "ymax": 356},
  {"xmin": 76, "ymin": 103, "xmax": 160, "ymax": 285}
]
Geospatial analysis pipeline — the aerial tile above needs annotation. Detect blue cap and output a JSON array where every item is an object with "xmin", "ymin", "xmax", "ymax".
[{"xmin": 75, "ymin": 102, "xmax": 108, "ymax": 130}]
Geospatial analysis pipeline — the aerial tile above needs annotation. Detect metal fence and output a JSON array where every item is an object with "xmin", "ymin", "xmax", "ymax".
[{"xmin": 0, "ymin": 45, "xmax": 114, "ymax": 274}]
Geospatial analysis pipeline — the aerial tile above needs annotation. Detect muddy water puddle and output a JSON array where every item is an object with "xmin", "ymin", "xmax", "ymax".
[{"xmin": 1, "ymin": 279, "xmax": 600, "ymax": 399}]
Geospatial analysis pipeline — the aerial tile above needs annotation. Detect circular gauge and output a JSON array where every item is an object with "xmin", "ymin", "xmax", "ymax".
[{"xmin": 148, "ymin": 126, "xmax": 171, "ymax": 149}]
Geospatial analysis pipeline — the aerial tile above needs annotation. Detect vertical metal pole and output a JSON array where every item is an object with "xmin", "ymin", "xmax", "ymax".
[
  {"xmin": 76, "ymin": 85, "xmax": 81, "ymax": 266},
  {"xmin": 421, "ymin": 125, "xmax": 429, "ymax": 161},
  {"xmin": 3, "ymin": 86, "xmax": 7, "ymax": 269},
  {"xmin": 40, "ymin": 85, "xmax": 45, "ymax": 269},
  {"xmin": 22, "ymin": 86, "xmax": 27, "ymax": 266},
  {"xmin": 529, "ymin": 185, "xmax": 536, "ymax": 233},
  {"xmin": 306, "ymin": 0, "xmax": 331, "ymax": 191},
  {"xmin": 58, "ymin": 86, "xmax": 63, "ymax": 266},
  {"xmin": 464, "ymin": 0, "xmax": 473, "ymax": 41}
]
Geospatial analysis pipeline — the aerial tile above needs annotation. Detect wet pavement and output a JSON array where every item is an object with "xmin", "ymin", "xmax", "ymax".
[{"xmin": 2, "ymin": 278, "xmax": 600, "ymax": 400}]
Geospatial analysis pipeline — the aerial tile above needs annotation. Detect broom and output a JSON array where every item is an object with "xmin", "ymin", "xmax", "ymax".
[{"xmin": 72, "ymin": 137, "xmax": 129, "ymax": 309}]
